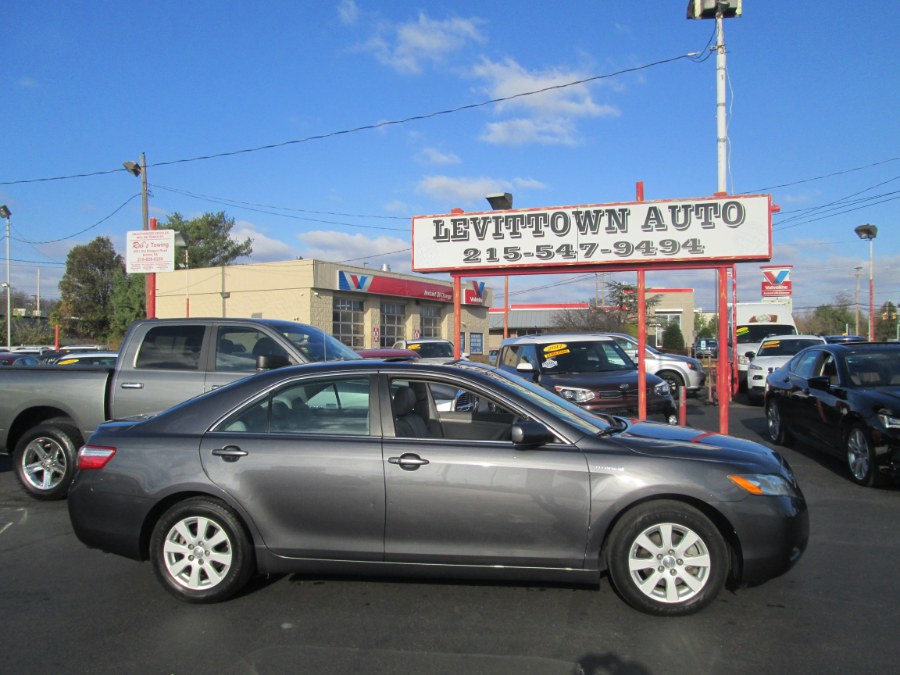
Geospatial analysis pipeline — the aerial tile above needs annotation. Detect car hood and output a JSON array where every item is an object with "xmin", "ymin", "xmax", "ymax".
[
  {"xmin": 539, "ymin": 369, "xmax": 661, "ymax": 390},
  {"xmin": 609, "ymin": 419, "xmax": 784, "ymax": 471},
  {"xmin": 750, "ymin": 355, "xmax": 791, "ymax": 370}
]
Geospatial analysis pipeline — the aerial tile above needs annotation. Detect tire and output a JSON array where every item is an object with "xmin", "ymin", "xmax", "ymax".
[
  {"xmin": 150, "ymin": 498, "xmax": 255, "ymax": 603},
  {"xmin": 845, "ymin": 425, "xmax": 886, "ymax": 488},
  {"xmin": 658, "ymin": 371, "xmax": 685, "ymax": 398},
  {"xmin": 607, "ymin": 500, "xmax": 728, "ymax": 616},
  {"xmin": 12, "ymin": 422, "xmax": 83, "ymax": 500},
  {"xmin": 766, "ymin": 399, "xmax": 793, "ymax": 447}
]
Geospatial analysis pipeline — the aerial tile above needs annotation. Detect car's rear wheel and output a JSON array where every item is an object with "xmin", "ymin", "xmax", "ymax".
[
  {"xmin": 766, "ymin": 399, "xmax": 793, "ymax": 446},
  {"xmin": 607, "ymin": 500, "xmax": 728, "ymax": 616},
  {"xmin": 150, "ymin": 498, "xmax": 255, "ymax": 603},
  {"xmin": 846, "ymin": 425, "xmax": 886, "ymax": 488},
  {"xmin": 12, "ymin": 421, "xmax": 82, "ymax": 500}
]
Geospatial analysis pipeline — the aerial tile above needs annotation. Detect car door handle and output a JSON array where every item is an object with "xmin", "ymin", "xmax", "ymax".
[
  {"xmin": 212, "ymin": 446, "xmax": 248, "ymax": 462},
  {"xmin": 120, "ymin": 382, "xmax": 144, "ymax": 389},
  {"xmin": 388, "ymin": 453, "xmax": 429, "ymax": 471}
]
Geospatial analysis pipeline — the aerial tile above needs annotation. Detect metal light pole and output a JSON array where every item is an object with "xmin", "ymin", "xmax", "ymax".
[
  {"xmin": 123, "ymin": 153, "xmax": 152, "ymax": 317},
  {"xmin": 486, "ymin": 193, "xmax": 513, "ymax": 338},
  {"xmin": 174, "ymin": 232, "xmax": 189, "ymax": 318},
  {"xmin": 854, "ymin": 224, "xmax": 877, "ymax": 341},
  {"xmin": 854, "ymin": 264, "xmax": 863, "ymax": 336},
  {"xmin": 0, "ymin": 204, "xmax": 11, "ymax": 351}
]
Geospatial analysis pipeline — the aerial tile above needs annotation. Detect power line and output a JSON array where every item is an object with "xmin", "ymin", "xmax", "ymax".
[
  {"xmin": 150, "ymin": 184, "xmax": 408, "ymax": 232},
  {"xmin": 741, "ymin": 157, "xmax": 900, "ymax": 194},
  {"xmin": 0, "ymin": 52, "xmax": 700, "ymax": 186},
  {"xmin": 13, "ymin": 194, "xmax": 141, "ymax": 244}
]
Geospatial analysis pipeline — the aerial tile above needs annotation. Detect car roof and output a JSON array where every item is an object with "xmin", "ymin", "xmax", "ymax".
[
  {"xmin": 759, "ymin": 334, "xmax": 825, "ymax": 342},
  {"xmin": 501, "ymin": 333, "xmax": 615, "ymax": 346}
]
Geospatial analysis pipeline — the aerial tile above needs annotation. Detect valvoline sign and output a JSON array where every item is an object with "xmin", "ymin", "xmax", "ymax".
[{"xmin": 761, "ymin": 266, "xmax": 792, "ymax": 297}]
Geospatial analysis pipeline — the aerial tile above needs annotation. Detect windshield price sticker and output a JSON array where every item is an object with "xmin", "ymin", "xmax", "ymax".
[{"xmin": 412, "ymin": 195, "xmax": 772, "ymax": 272}]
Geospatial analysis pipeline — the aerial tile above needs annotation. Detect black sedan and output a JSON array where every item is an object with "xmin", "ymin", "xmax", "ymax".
[
  {"xmin": 765, "ymin": 342, "xmax": 900, "ymax": 487},
  {"xmin": 68, "ymin": 361, "xmax": 808, "ymax": 616}
]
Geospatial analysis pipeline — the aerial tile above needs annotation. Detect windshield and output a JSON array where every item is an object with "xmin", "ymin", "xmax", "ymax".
[
  {"xmin": 845, "ymin": 350, "xmax": 900, "ymax": 387},
  {"xmin": 757, "ymin": 338, "xmax": 823, "ymax": 357},
  {"xmin": 736, "ymin": 324, "xmax": 797, "ymax": 344},
  {"xmin": 465, "ymin": 365, "xmax": 611, "ymax": 436},
  {"xmin": 407, "ymin": 341, "xmax": 454, "ymax": 359},
  {"xmin": 537, "ymin": 340, "xmax": 633, "ymax": 374},
  {"xmin": 276, "ymin": 324, "xmax": 361, "ymax": 362}
]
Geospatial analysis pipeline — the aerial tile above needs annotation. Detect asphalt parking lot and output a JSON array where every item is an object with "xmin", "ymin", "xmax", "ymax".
[{"xmin": 1, "ymin": 396, "xmax": 898, "ymax": 675}]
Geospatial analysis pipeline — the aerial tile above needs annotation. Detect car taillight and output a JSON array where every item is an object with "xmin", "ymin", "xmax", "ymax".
[{"xmin": 78, "ymin": 445, "xmax": 117, "ymax": 470}]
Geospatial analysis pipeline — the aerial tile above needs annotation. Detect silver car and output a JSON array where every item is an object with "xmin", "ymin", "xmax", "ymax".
[{"xmin": 68, "ymin": 360, "xmax": 808, "ymax": 616}]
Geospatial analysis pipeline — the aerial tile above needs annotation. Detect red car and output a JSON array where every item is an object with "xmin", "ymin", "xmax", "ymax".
[{"xmin": 0, "ymin": 352, "xmax": 40, "ymax": 367}]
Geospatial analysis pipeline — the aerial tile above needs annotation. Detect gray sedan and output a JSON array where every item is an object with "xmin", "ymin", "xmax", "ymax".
[{"xmin": 68, "ymin": 361, "xmax": 808, "ymax": 616}]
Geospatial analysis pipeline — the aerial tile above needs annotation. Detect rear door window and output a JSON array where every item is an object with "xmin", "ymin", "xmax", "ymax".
[{"xmin": 135, "ymin": 325, "xmax": 205, "ymax": 370}]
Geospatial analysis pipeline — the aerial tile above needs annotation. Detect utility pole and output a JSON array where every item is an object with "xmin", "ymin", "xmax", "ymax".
[{"xmin": 854, "ymin": 265, "xmax": 863, "ymax": 335}]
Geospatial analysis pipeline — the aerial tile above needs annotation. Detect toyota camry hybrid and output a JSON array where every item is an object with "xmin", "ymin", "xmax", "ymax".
[{"xmin": 68, "ymin": 360, "xmax": 808, "ymax": 616}]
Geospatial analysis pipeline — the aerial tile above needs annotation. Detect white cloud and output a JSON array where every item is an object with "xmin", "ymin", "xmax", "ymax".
[
  {"xmin": 337, "ymin": 0, "xmax": 359, "ymax": 25},
  {"xmin": 473, "ymin": 57, "xmax": 620, "ymax": 146},
  {"xmin": 480, "ymin": 118, "xmax": 579, "ymax": 146},
  {"xmin": 417, "ymin": 175, "xmax": 544, "ymax": 205},
  {"xmin": 17, "ymin": 76, "xmax": 39, "ymax": 88},
  {"xmin": 297, "ymin": 231, "xmax": 413, "ymax": 272},
  {"xmin": 418, "ymin": 147, "xmax": 461, "ymax": 165},
  {"xmin": 474, "ymin": 57, "xmax": 618, "ymax": 119},
  {"xmin": 233, "ymin": 225, "xmax": 298, "ymax": 262},
  {"xmin": 364, "ymin": 13, "xmax": 485, "ymax": 74}
]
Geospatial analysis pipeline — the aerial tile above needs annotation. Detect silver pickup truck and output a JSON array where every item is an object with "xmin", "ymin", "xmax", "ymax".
[{"xmin": 0, "ymin": 317, "xmax": 359, "ymax": 500}]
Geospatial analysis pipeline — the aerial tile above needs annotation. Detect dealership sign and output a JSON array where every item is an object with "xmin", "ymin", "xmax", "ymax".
[
  {"xmin": 338, "ymin": 270, "xmax": 484, "ymax": 305},
  {"xmin": 412, "ymin": 194, "xmax": 772, "ymax": 273},
  {"xmin": 126, "ymin": 229, "xmax": 176, "ymax": 274},
  {"xmin": 761, "ymin": 265, "xmax": 793, "ymax": 297}
]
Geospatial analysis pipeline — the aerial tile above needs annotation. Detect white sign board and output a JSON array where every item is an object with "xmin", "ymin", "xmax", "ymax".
[
  {"xmin": 126, "ymin": 229, "xmax": 176, "ymax": 274},
  {"xmin": 412, "ymin": 194, "xmax": 772, "ymax": 273}
]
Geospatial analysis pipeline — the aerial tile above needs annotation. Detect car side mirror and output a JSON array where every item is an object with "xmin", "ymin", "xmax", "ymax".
[
  {"xmin": 511, "ymin": 421, "xmax": 555, "ymax": 446},
  {"xmin": 744, "ymin": 351, "xmax": 756, "ymax": 359},
  {"xmin": 516, "ymin": 362, "xmax": 535, "ymax": 373},
  {"xmin": 807, "ymin": 375, "xmax": 831, "ymax": 391},
  {"xmin": 256, "ymin": 354, "xmax": 290, "ymax": 371}
]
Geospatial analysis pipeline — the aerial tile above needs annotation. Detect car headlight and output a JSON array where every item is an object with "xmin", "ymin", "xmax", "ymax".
[
  {"xmin": 738, "ymin": 354, "xmax": 750, "ymax": 366},
  {"xmin": 728, "ymin": 474, "xmax": 798, "ymax": 497},
  {"xmin": 877, "ymin": 412, "xmax": 900, "ymax": 429},
  {"xmin": 654, "ymin": 381, "xmax": 671, "ymax": 397},
  {"xmin": 554, "ymin": 386, "xmax": 596, "ymax": 403},
  {"xmin": 749, "ymin": 363, "xmax": 763, "ymax": 372}
]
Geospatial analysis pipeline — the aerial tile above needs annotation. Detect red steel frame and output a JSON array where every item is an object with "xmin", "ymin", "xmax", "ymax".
[{"xmin": 446, "ymin": 182, "xmax": 764, "ymax": 435}]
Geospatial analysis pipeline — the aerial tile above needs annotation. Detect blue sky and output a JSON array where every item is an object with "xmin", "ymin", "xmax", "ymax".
[{"xmin": 2, "ymin": 1, "xmax": 898, "ymax": 316}]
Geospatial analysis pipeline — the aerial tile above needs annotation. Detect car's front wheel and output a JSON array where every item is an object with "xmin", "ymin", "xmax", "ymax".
[
  {"xmin": 846, "ymin": 425, "xmax": 886, "ymax": 488},
  {"xmin": 150, "ymin": 498, "xmax": 255, "ymax": 603},
  {"xmin": 766, "ymin": 399, "xmax": 793, "ymax": 446},
  {"xmin": 607, "ymin": 500, "xmax": 728, "ymax": 616},
  {"xmin": 658, "ymin": 371, "xmax": 685, "ymax": 398}
]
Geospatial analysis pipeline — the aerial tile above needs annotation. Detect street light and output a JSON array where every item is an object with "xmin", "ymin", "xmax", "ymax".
[
  {"xmin": 124, "ymin": 154, "xmax": 153, "ymax": 318},
  {"xmin": 173, "ymin": 232, "xmax": 189, "ymax": 318},
  {"xmin": 1, "ymin": 204, "xmax": 11, "ymax": 351},
  {"xmin": 486, "ymin": 193, "xmax": 513, "ymax": 338},
  {"xmin": 854, "ymin": 223, "xmax": 877, "ymax": 341}
]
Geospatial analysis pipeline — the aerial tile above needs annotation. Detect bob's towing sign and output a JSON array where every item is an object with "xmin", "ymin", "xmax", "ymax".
[{"xmin": 412, "ymin": 194, "xmax": 772, "ymax": 273}]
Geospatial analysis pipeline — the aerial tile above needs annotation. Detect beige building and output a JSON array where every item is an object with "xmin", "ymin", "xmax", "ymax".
[
  {"xmin": 488, "ymin": 288, "xmax": 697, "ymax": 350},
  {"xmin": 154, "ymin": 259, "xmax": 492, "ymax": 354}
]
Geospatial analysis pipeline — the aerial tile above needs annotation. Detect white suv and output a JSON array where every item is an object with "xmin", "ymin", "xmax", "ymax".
[
  {"xmin": 746, "ymin": 334, "xmax": 826, "ymax": 404},
  {"xmin": 600, "ymin": 333, "xmax": 706, "ymax": 398}
]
